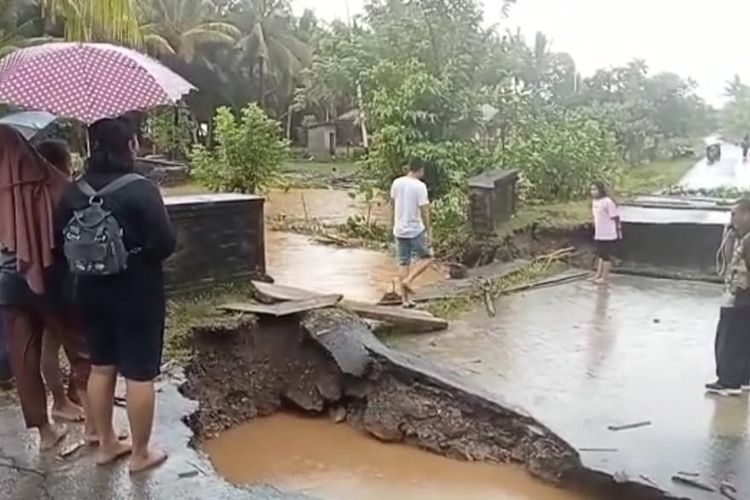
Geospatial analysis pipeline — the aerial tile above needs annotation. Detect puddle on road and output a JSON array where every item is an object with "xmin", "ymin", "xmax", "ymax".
[
  {"xmin": 203, "ymin": 414, "xmax": 585, "ymax": 500},
  {"xmin": 266, "ymin": 231, "xmax": 441, "ymax": 302}
]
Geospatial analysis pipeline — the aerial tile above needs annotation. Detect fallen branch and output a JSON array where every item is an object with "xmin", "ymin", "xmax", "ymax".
[
  {"xmin": 608, "ymin": 420, "xmax": 652, "ymax": 432},
  {"xmin": 720, "ymin": 485, "xmax": 737, "ymax": 500},
  {"xmin": 639, "ymin": 475, "xmax": 659, "ymax": 488},
  {"xmin": 671, "ymin": 475, "xmax": 715, "ymax": 492}
]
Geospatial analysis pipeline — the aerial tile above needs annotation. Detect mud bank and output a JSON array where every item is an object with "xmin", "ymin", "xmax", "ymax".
[{"xmin": 181, "ymin": 309, "xmax": 684, "ymax": 500}]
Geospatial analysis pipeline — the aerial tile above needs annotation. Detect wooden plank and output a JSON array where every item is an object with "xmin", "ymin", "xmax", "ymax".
[
  {"xmin": 340, "ymin": 300, "xmax": 448, "ymax": 332},
  {"xmin": 252, "ymin": 281, "xmax": 321, "ymax": 302},
  {"xmin": 251, "ymin": 281, "xmax": 448, "ymax": 332},
  {"xmin": 220, "ymin": 294, "xmax": 342, "ymax": 317}
]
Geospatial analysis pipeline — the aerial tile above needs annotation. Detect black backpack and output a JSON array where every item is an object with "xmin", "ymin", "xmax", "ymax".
[{"xmin": 62, "ymin": 173, "xmax": 143, "ymax": 276}]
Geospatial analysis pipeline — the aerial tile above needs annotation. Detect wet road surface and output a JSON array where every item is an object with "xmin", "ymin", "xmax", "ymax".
[
  {"xmin": 389, "ymin": 275, "xmax": 749, "ymax": 500},
  {"xmin": 0, "ymin": 378, "xmax": 301, "ymax": 500},
  {"xmin": 266, "ymin": 231, "xmax": 441, "ymax": 302},
  {"xmin": 680, "ymin": 141, "xmax": 750, "ymax": 191},
  {"xmin": 204, "ymin": 413, "xmax": 587, "ymax": 500}
]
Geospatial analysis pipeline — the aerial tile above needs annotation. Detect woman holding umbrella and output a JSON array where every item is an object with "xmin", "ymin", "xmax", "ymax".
[{"xmin": 56, "ymin": 117, "xmax": 176, "ymax": 473}]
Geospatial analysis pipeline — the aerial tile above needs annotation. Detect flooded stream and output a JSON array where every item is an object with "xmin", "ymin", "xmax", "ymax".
[
  {"xmin": 265, "ymin": 231, "xmax": 441, "ymax": 302},
  {"xmin": 203, "ymin": 414, "xmax": 586, "ymax": 500}
]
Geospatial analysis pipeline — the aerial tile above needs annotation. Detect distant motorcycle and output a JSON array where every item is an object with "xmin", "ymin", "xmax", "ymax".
[{"xmin": 706, "ymin": 143, "xmax": 721, "ymax": 165}]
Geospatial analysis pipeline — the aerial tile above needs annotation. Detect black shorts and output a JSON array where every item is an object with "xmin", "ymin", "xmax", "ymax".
[
  {"xmin": 77, "ymin": 284, "xmax": 165, "ymax": 382},
  {"xmin": 595, "ymin": 240, "xmax": 618, "ymax": 262}
]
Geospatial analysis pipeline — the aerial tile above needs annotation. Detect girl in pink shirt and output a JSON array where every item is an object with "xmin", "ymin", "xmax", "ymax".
[{"xmin": 591, "ymin": 182, "xmax": 621, "ymax": 285}]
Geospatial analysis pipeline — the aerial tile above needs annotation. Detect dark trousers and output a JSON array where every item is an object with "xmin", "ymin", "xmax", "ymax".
[
  {"xmin": 714, "ymin": 306, "xmax": 750, "ymax": 388},
  {"xmin": 1, "ymin": 306, "xmax": 90, "ymax": 428},
  {"xmin": 0, "ymin": 311, "xmax": 10, "ymax": 381}
]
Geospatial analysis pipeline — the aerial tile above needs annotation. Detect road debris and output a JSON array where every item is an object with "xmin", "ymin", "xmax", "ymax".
[
  {"xmin": 639, "ymin": 475, "xmax": 658, "ymax": 487},
  {"xmin": 720, "ymin": 484, "xmax": 737, "ymax": 500},
  {"xmin": 58, "ymin": 440, "xmax": 86, "ymax": 459},
  {"xmin": 579, "ymin": 447, "xmax": 618, "ymax": 452},
  {"xmin": 676, "ymin": 471, "xmax": 699, "ymax": 477},
  {"xmin": 607, "ymin": 420, "xmax": 652, "ymax": 431},
  {"xmin": 671, "ymin": 475, "xmax": 715, "ymax": 492}
]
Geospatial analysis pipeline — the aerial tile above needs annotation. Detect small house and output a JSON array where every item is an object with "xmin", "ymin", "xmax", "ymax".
[{"xmin": 306, "ymin": 122, "xmax": 337, "ymax": 160}]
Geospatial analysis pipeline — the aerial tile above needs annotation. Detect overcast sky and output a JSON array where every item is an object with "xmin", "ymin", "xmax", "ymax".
[{"xmin": 292, "ymin": 0, "xmax": 750, "ymax": 106}]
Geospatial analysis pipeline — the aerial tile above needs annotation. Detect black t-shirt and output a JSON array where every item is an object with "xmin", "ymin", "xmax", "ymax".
[{"xmin": 55, "ymin": 171, "xmax": 176, "ymax": 307}]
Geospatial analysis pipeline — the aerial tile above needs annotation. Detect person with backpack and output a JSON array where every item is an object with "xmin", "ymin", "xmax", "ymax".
[
  {"xmin": 56, "ymin": 117, "xmax": 176, "ymax": 473},
  {"xmin": 0, "ymin": 125, "xmax": 93, "ymax": 451}
]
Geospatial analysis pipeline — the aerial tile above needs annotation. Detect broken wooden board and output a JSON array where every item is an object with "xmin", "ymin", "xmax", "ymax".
[
  {"xmin": 220, "ymin": 294, "xmax": 342, "ymax": 317},
  {"xmin": 251, "ymin": 281, "xmax": 449, "ymax": 332}
]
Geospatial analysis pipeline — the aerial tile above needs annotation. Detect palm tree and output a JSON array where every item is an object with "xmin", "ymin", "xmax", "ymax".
[
  {"xmin": 140, "ymin": 0, "xmax": 240, "ymax": 63},
  {"xmin": 1, "ymin": 0, "xmax": 52, "ymax": 57},
  {"xmin": 42, "ymin": 0, "xmax": 141, "ymax": 45},
  {"xmin": 230, "ymin": 0, "xmax": 311, "ymax": 107},
  {"xmin": 725, "ymin": 75, "xmax": 749, "ymax": 100}
]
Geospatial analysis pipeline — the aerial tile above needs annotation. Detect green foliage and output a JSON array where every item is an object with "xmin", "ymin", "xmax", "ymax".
[
  {"xmin": 721, "ymin": 76, "xmax": 750, "ymax": 141},
  {"xmin": 502, "ymin": 107, "xmax": 620, "ymax": 201},
  {"xmin": 145, "ymin": 107, "xmax": 194, "ymax": 160},
  {"xmin": 575, "ymin": 61, "xmax": 713, "ymax": 165},
  {"xmin": 191, "ymin": 104, "xmax": 289, "ymax": 193}
]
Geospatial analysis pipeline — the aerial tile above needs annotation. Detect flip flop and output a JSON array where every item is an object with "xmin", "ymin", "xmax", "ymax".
[
  {"xmin": 129, "ymin": 450, "xmax": 168, "ymax": 475},
  {"xmin": 51, "ymin": 410, "xmax": 85, "ymax": 423},
  {"xmin": 86, "ymin": 431, "xmax": 130, "ymax": 446}
]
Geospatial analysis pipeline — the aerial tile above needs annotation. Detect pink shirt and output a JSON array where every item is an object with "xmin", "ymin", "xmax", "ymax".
[{"xmin": 592, "ymin": 197, "xmax": 620, "ymax": 241}]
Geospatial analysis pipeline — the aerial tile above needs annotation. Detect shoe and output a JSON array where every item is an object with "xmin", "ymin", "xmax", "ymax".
[
  {"xmin": 742, "ymin": 384, "xmax": 750, "ymax": 392},
  {"xmin": 705, "ymin": 381, "xmax": 742, "ymax": 396}
]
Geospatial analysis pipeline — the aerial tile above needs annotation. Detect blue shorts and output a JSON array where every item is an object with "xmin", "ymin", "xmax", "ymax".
[{"xmin": 396, "ymin": 231, "xmax": 432, "ymax": 267}]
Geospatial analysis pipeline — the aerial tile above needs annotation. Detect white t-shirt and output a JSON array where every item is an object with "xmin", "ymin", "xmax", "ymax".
[{"xmin": 390, "ymin": 176, "xmax": 429, "ymax": 239}]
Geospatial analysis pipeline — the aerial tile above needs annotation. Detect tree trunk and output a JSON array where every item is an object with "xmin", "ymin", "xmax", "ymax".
[
  {"xmin": 258, "ymin": 57, "xmax": 265, "ymax": 108},
  {"xmin": 207, "ymin": 101, "xmax": 216, "ymax": 150}
]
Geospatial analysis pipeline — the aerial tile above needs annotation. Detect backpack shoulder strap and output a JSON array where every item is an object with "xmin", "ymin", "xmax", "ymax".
[
  {"xmin": 96, "ymin": 173, "xmax": 146, "ymax": 197},
  {"xmin": 76, "ymin": 179, "xmax": 97, "ymax": 198}
]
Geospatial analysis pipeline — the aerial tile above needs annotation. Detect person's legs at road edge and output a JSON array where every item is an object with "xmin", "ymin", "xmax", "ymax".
[
  {"xmin": 81, "ymin": 308, "xmax": 131, "ymax": 463},
  {"xmin": 2, "ymin": 306, "xmax": 67, "ymax": 450},
  {"xmin": 709, "ymin": 306, "xmax": 750, "ymax": 395},
  {"xmin": 594, "ymin": 241, "xmax": 613, "ymax": 285},
  {"xmin": 396, "ymin": 236, "xmax": 413, "ymax": 307},
  {"xmin": 121, "ymin": 315, "xmax": 168, "ymax": 474},
  {"xmin": 404, "ymin": 232, "xmax": 433, "ymax": 284},
  {"xmin": 397, "ymin": 231, "xmax": 433, "ymax": 307},
  {"xmin": 48, "ymin": 313, "xmax": 96, "ymax": 438},
  {"xmin": 41, "ymin": 330, "xmax": 84, "ymax": 422}
]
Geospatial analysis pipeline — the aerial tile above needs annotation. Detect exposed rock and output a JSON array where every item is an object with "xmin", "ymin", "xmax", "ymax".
[{"xmin": 182, "ymin": 308, "xmax": 685, "ymax": 500}]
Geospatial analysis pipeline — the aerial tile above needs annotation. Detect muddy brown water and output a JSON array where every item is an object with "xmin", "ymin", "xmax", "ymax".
[
  {"xmin": 265, "ymin": 231, "xmax": 441, "ymax": 302},
  {"xmin": 203, "ymin": 414, "xmax": 586, "ymax": 500},
  {"xmin": 265, "ymin": 188, "xmax": 388, "ymax": 225}
]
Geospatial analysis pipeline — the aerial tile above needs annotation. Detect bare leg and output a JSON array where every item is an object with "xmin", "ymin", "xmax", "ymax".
[
  {"xmin": 398, "ymin": 265, "xmax": 412, "ymax": 306},
  {"xmin": 88, "ymin": 365, "xmax": 131, "ymax": 464},
  {"xmin": 3, "ymin": 307, "xmax": 68, "ymax": 451},
  {"xmin": 592, "ymin": 258, "xmax": 604, "ymax": 281},
  {"xmin": 600, "ymin": 260, "xmax": 612, "ymax": 283},
  {"xmin": 594, "ymin": 260, "xmax": 611, "ymax": 285},
  {"xmin": 127, "ymin": 379, "xmax": 167, "ymax": 474},
  {"xmin": 41, "ymin": 331, "xmax": 83, "ymax": 422},
  {"xmin": 404, "ymin": 258, "xmax": 433, "ymax": 286}
]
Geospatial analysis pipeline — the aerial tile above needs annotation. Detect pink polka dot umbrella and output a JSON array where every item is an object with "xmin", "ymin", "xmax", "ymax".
[{"xmin": 0, "ymin": 42, "xmax": 195, "ymax": 124}]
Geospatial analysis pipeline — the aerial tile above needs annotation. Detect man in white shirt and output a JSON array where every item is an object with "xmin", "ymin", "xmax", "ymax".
[{"xmin": 390, "ymin": 162, "xmax": 432, "ymax": 307}]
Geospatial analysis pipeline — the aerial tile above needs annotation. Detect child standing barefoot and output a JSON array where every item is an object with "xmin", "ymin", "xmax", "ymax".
[{"xmin": 591, "ymin": 182, "xmax": 622, "ymax": 285}]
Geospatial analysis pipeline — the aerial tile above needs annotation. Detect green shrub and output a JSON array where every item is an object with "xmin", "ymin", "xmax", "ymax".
[
  {"xmin": 502, "ymin": 108, "xmax": 620, "ymax": 201},
  {"xmin": 191, "ymin": 104, "xmax": 289, "ymax": 193}
]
